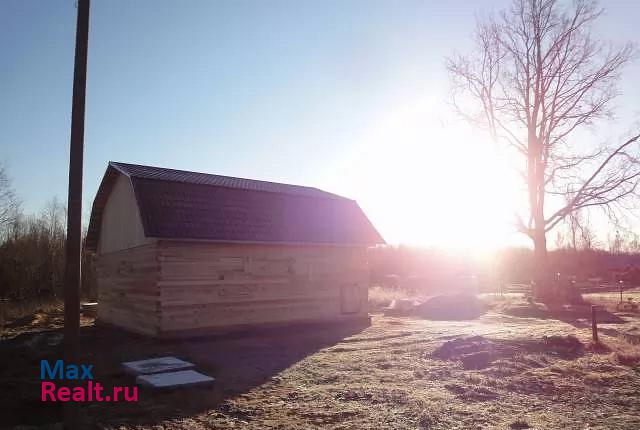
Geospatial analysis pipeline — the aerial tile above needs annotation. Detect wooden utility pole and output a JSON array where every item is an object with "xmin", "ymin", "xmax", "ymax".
[
  {"xmin": 64, "ymin": 2, "xmax": 90, "ymax": 428},
  {"xmin": 64, "ymin": 0, "xmax": 90, "ymax": 362}
]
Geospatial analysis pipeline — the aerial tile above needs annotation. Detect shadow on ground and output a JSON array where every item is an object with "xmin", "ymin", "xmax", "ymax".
[
  {"xmin": 431, "ymin": 334, "xmax": 585, "ymax": 370},
  {"xmin": 0, "ymin": 318, "xmax": 368, "ymax": 429}
]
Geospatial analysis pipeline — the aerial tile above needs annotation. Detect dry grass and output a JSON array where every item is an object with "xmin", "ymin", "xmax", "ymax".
[
  {"xmin": 0, "ymin": 301, "xmax": 95, "ymax": 341},
  {"xmin": 599, "ymin": 336, "xmax": 640, "ymax": 366},
  {"xmin": 2, "ymin": 302, "xmax": 640, "ymax": 429},
  {"xmin": 368, "ymin": 286, "xmax": 413, "ymax": 311},
  {"xmin": 0, "ymin": 298, "xmax": 62, "ymax": 330},
  {"xmin": 583, "ymin": 289, "xmax": 640, "ymax": 313}
]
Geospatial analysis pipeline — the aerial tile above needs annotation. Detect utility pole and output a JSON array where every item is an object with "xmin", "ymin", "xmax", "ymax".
[
  {"xmin": 64, "ymin": 0, "xmax": 90, "ymax": 366},
  {"xmin": 64, "ymin": 1, "xmax": 90, "ymax": 428}
]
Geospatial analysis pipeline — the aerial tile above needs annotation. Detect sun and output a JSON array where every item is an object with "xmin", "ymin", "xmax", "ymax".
[{"xmin": 322, "ymin": 95, "xmax": 528, "ymax": 253}]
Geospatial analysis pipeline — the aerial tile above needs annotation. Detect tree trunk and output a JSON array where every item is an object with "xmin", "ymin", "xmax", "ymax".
[
  {"xmin": 532, "ymin": 227, "xmax": 552, "ymax": 301},
  {"xmin": 528, "ymin": 130, "xmax": 554, "ymax": 301}
]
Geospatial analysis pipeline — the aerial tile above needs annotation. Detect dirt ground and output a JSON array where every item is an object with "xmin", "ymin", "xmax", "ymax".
[{"xmin": 1, "ymin": 299, "xmax": 640, "ymax": 430}]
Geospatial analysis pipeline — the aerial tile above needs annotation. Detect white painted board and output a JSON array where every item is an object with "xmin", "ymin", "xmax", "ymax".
[
  {"xmin": 122, "ymin": 356, "xmax": 194, "ymax": 375},
  {"xmin": 136, "ymin": 370, "xmax": 215, "ymax": 388}
]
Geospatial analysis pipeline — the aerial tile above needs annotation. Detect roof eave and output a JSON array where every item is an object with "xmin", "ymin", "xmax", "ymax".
[{"xmin": 152, "ymin": 236, "xmax": 385, "ymax": 247}]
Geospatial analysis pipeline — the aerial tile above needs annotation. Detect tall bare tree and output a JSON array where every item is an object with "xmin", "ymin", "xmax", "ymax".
[
  {"xmin": 566, "ymin": 206, "xmax": 597, "ymax": 251},
  {"xmin": 447, "ymin": 0, "xmax": 639, "ymax": 300},
  {"xmin": 0, "ymin": 163, "xmax": 19, "ymax": 232}
]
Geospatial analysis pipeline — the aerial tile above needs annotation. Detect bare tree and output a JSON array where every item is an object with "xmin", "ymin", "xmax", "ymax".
[
  {"xmin": 607, "ymin": 229, "xmax": 623, "ymax": 254},
  {"xmin": 565, "ymin": 206, "xmax": 598, "ymax": 251},
  {"xmin": 554, "ymin": 229, "xmax": 566, "ymax": 249},
  {"xmin": 580, "ymin": 222, "xmax": 598, "ymax": 251},
  {"xmin": 567, "ymin": 208, "xmax": 582, "ymax": 251},
  {"xmin": 447, "ymin": 0, "xmax": 639, "ymax": 300},
  {"xmin": 0, "ymin": 163, "xmax": 20, "ymax": 233},
  {"xmin": 626, "ymin": 232, "xmax": 640, "ymax": 253}
]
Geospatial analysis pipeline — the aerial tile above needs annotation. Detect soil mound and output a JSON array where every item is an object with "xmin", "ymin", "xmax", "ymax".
[{"xmin": 416, "ymin": 294, "xmax": 486, "ymax": 320}]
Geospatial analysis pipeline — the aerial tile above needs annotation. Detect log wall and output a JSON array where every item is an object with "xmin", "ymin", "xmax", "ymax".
[
  {"xmin": 156, "ymin": 241, "xmax": 369, "ymax": 336},
  {"xmin": 96, "ymin": 244, "xmax": 160, "ymax": 336},
  {"xmin": 96, "ymin": 241, "xmax": 370, "ymax": 337}
]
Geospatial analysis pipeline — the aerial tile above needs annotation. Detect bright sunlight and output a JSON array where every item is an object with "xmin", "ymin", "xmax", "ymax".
[{"xmin": 325, "ymin": 92, "xmax": 529, "ymax": 253}]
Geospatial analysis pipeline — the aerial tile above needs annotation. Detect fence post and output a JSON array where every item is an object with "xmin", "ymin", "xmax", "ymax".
[
  {"xmin": 619, "ymin": 280, "xmax": 624, "ymax": 304},
  {"xmin": 591, "ymin": 305, "xmax": 598, "ymax": 343}
]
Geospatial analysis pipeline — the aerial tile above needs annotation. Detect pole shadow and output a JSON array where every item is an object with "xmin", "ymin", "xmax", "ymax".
[{"xmin": 0, "ymin": 320, "xmax": 369, "ymax": 428}]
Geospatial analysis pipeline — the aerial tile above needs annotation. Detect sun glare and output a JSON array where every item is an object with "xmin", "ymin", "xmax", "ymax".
[{"xmin": 324, "ymin": 95, "xmax": 528, "ymax": 253}]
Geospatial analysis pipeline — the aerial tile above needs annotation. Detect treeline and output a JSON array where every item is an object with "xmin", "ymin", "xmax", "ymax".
[
  {"xmin": 369, "ymin": 245, "xmax": 640, "ymax": 289},
  {"xmin": 494, "ymin": 247, "xmax": 640, "ymax": 284},
  {"xmin": 0, "ymin": 162, "xmax": 96, "ymax": 302},
  {"xmin": 0, "ymin": 198, "xmax": 96, "ymax": 301}
]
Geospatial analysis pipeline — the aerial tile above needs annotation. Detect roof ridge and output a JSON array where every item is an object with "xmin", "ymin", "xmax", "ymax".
[{"xmin": 109, "ymin": 161, "xmax": 348, "ymax": 200}]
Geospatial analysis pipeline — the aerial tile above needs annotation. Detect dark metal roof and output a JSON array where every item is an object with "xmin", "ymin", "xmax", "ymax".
[
  {"xmin": 86, "ymin": 162, "xmax": 385, "ymax": 251},
  {"xmin": 110, "ymin": 162, "xmax": 343, "ymax": 199}
]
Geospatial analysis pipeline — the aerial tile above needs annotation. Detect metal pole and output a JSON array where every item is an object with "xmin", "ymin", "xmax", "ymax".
[{"xmin": 64, "ymin": 0, "xmax": 90, "ymax": 365}]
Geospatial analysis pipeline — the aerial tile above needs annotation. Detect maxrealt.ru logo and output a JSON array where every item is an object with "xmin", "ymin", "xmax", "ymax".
[{"xmin": 41, "ymin": 360, "xmax": 138, "ymax": 402}]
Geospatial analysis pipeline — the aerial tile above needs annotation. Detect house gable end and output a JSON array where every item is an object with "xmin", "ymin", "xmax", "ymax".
[{"xmin": 86, "ymin": 166, "xmax": 153, "ymax": 254}]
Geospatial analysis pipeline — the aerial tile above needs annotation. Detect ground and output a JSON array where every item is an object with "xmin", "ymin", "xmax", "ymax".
[{"xmin": 1, "ymin": 295, "xmax": 639, "ymax": 430}]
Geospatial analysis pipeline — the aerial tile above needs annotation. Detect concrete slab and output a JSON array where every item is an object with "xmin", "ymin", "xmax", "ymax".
[
  {"xmin": 136, "ymin": 370, "xmax": 215, "ymax": 388},
  {"xmin": 122, "ymin": 356, "xmax": 194, "ymax": 375}
]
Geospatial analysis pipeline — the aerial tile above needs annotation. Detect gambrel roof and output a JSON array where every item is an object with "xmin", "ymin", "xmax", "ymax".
[{"xmin": 86, "ymin": 162, "xmax": 384, "ymax": 250}]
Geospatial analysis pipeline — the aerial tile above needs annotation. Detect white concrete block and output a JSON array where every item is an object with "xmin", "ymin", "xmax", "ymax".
[
  {"xmin": 122, "ymin": 356, "xmax": 194, "ymax": 375},
  {"xmin": 136, "ymin": 370, "xmax": 215, "ymax": 388}
]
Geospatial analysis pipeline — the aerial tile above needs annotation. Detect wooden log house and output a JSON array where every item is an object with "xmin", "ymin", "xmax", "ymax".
[{"xmin": 86, "ymin": 162, "xmax": 384, "ymax": 337}]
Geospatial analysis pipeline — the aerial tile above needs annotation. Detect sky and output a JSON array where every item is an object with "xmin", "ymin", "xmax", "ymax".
[{"xmin": 1, "ymin": 0, "xmax": 639, "ymax": 251}]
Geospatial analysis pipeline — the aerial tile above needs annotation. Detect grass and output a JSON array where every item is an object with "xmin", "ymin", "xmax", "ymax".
[
  {"xmin": 584, "ymin": 289, "xmax": 640, "ymax": 312},
  {"xmin": 0, "ymin": 297, "xmax": 62, "ymax": 329},
  {"xmin": 368, "ymin": 285, "xmax": 413, "ymax": 311},
  {"xmin": 600, "ymin": 336, "xmax": 640, "ymax": 366},
  {"xmin": 0, "ymin": 300, "xmax": 95, "ymax": 341},
  {"xmin": 2, "ymin": 297, "xmax": 640, "ymax": 429}
]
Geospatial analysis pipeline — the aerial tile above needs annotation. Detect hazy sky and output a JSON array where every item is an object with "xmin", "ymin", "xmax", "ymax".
[{"xmin": 1, "ymin": 0, "xmax": 639, "ymax": 249}]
